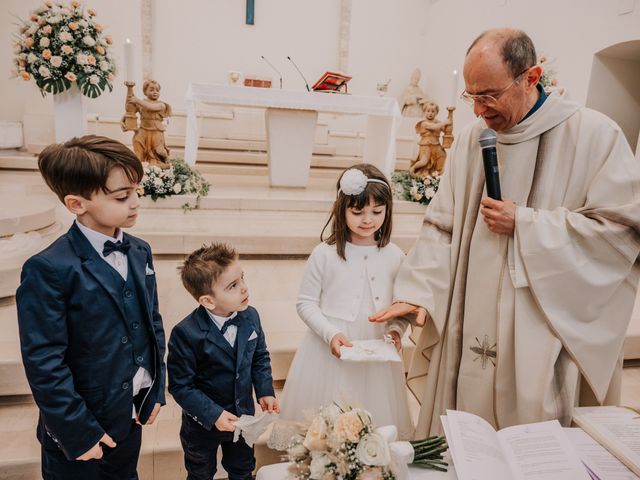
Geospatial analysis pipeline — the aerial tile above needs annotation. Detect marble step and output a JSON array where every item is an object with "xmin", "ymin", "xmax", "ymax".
[{"xmin": 0, "ymin": 394, "xmax": 282, "ymax": 480}]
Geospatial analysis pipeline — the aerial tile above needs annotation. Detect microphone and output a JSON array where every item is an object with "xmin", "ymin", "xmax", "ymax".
[
  {"xmin": 260, "ymin": 56, "xmax": 282, "ymax": 89},
  {"xmin": 478, "ymin": 128, "xmax": 502, "ymax": 200},
  {"xmin": 287, "ymin": 56, "xmax": 310, "ymax": 91}
]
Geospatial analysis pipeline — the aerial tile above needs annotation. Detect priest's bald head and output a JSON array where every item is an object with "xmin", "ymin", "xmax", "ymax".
[{"xmin": 462, "ymin": 28, "xmax": 543, "ymax": 131}]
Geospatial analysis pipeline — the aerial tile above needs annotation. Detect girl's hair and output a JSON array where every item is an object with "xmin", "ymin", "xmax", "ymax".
[{"xmin": 321, "ymin": 163, "xmax": 393, "ymax": 260}]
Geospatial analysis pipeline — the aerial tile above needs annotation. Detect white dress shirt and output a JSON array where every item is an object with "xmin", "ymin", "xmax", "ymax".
[
  {"xmin": 206, "ymin": 309, "xmax": 238, "ymax": 347},
  {"xmin": 75, "ymin": 221, "xmax": 153, "ymax": 415}
]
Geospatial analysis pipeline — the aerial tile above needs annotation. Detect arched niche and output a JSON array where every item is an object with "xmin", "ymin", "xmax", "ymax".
[{"xmin": 586, "ymin": 40, "xmax": 640, "ymax": 158}]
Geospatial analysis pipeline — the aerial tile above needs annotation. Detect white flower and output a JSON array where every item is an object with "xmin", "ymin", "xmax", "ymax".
[
  {"xmin": 47, "ymin": 15, "xmax": 62, "ymax": 24},
  {"xmin": 339, "ymin": 168, "xmax": 368, "ymax": 196},
  {"xmin": 153, "ymin": 177, "xmax": 163, "ymax": 187},
  {"xmin": 76, "ymin": 54, "xmax": 88, "ymax": 64},
  {"xmin": 151, "ymin": 166, "xmax": 162, "ymax": 174},
  {"xmin": 309, "ymin": 452, "xmax": 331, "ymax": 480},
  {"xmin": 78, "ymin": 19, "xmax": 87, "ymax": 28},
  {"xmin": 50, "ymin": 56, "xmax": 62, "ymax": 67},
  {"xmin": 27, "ymin": 53, "xmax": 37, "ymax": 63},
  {"xmin": 424, "ymin": 187, "xmax": 435, "ymax": 198},
  {"xmin": 82, "ymin": 36, "xmax": 96, "ymax": 47},
  {"xmin": 321, "ymin": 404, "xmax": 342, "ymax": 425},
  {"xmin": 287, "ymin": 442, "xmax": 307, "ymax": 460},
  {"xmin": 27, "ymin": 25, "xmax": 38, "ymax": 35},
  {"xmin": 99, "ymin": 60, "xmax": 110, "ymax": 71},
  {"xmin": 303, "ymin": 415, "xmax": 328, "ymax": 452},
  {"xmin": 141, "ymin": 174, "xmax": 149, "ymax": 184},
  {"xmin": 39, "ymin": 37, "xmax": 50, "ymax": 48},
  {"xmin": 38, "ymin": 65, "xmax": 51, "ymax": 78},
  {"xmin": 356, "ymin": 433, "xmax": 391, "ymax": 466},
  {"xmin": 172, "ymin": 183, "xmax": 182, "ymax": 194},
  {"xmin": 59, "ymin": 31, "xmax": 72, "ymax": 42},
  {"xmin": 89, "ymin": 74, "xmax": 99, "ymax": 84},
  {"xmin": 409, "ymin": 185, "xmax": 418, "ymax": 197}
]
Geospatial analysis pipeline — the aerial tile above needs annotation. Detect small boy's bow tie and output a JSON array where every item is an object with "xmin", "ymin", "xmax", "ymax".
[
  {"xmin": 103, "ymin": 238, "xmax": 131, "ymax": 257},
  {"xmin": 220, "ymin": 316, "xmax": 242, "ymax": 335}
]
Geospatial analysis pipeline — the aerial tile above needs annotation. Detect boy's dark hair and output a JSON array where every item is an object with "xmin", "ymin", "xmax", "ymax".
[
  {"xmin": 180, "ymin": 243, "xmax": 239, "ymax": 300},
  {"xmin": 321, "ymin": 163, "xmax": 393, "ymax": 260},
  {"xmin": 38, "ymin": 135, "xmax": 143, "ymax": 202}
]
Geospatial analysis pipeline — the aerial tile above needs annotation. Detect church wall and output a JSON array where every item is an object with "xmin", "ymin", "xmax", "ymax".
[{"xmin": 420, "ymin": 0, "xmax": 640, "ymax": 134}]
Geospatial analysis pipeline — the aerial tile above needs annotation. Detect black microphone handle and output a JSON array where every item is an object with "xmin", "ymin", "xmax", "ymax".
[{"xmin": 481, "ymin": 147, "xmax": 502, "ymax": 200}]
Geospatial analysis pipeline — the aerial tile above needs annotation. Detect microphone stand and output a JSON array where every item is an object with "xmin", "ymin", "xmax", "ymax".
[
  {"xmin": 260, "ymin": 56, "xmax": 282, "ymax": 89},
  {"xmin": 287, "ymin": 56, "xmax": 310, "ymax": 91}
]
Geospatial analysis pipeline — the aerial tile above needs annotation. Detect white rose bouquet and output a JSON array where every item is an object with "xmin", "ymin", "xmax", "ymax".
[
  {"xmin": 391, "ymin": 171, "xmax": 440, "ymax": 206},
  {"xmin": 12, "ymin": 0, "xmax": 115, "ymax": 98},
  {"xmin": 286, "ymin": 403, "xmax": 448, "ymax": 480},
  {"xmin": 138, "ymin": 159, "xmax": 210, "ymax": 206}
]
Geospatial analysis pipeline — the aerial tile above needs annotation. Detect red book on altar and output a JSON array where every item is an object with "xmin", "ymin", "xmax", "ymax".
[{"xmin": 311, "ymin": 71, "xmax": 352, "ymax": 93}]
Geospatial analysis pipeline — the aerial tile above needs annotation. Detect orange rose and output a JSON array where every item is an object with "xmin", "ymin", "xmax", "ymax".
[
  {"xmin": 107, "ymin": 73, "xmax": 114, "ymax": 81},
  {"xmin": 38, "ymin": 18, "xmax": 46, "ymax": 26},
  {"xmin": 25, "ymin": 38, "xmax": 34, "ymax": 48},
  {"xmin": 96, "ymin": 45, "xmax": 105, "ymax": 55},
  {"xmin": 71, "ymin": 0, "xmax": 80, "ymax": 7},
  {"xmin": 42, "ymin": 49, "xmax": 52, "ymax": 59},
  {"xmin": 21, "ymin": 71, "xmax": 30, "ymax": 81},
  {"xmin": 94, "ymin": 23, "xmax": 103, "ymax": 32},
  {"xmin": 105, "ymin": 35, "xmax": 113, "ymax": 45},
  {"xmin": 18, "ymin": 59, "xmax": 26, "ymax": 67},
  {"xmin": 61, "ymin": 45, "xmax": 73, "ymax": 54},
  {"xmin": 88, "ymin": 8, "xmax": 97, "ymax": 16},
  {"xmin": 30, "ymin": 15, "xmax": 38, "ymax": 21},
  {"xmin": 65, "ymin": 72, "xmax": 77, "ymax": 81},
  {"xmin": 68, "ymin": 22, "xmax": 79, "ymax": 30},
  {"xmin": 87, "ymin": 55, "xmax": 96, "ymax": 65},
  {"xmin": 42, "ymin": 25, "xmax": 52, "ymax": 35}
]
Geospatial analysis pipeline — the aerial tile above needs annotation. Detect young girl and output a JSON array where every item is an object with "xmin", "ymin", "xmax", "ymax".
[{"xmin": 270, "ymin": 164, "xmax": 413, "ymax": 448}]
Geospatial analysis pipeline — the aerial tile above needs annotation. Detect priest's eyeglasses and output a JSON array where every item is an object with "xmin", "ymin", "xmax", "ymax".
[{"xmin": 460, "ymin": 68, "xmax": 531, "ymax": 106}]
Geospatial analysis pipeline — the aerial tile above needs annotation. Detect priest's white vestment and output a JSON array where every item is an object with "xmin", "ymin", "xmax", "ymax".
[{"xmin": 394, "ymin": 89, "xmax": 640, "ymax": 436}]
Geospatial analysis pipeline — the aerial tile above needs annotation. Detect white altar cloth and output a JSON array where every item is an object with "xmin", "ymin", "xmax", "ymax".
[
  {"xmin": 184, "ymin": 84, "xmax": 401, "ymax": 186},
  {"xmin": 256, "ymin": 462, "xmax": 457, "ymax": 480}
]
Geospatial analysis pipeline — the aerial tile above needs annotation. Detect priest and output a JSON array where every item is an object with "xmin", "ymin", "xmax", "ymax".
[{"xmin": 371, "ymin": 28, "xmax": 640, "ymax": 436}]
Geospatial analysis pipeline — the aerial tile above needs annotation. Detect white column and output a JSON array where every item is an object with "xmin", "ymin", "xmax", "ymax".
[
  {"xmin": 338, "ymin": 0, "xmax": 352, "ymax": 73},
  {"xmin": 141, "ymin": 0, "xmax": 153, "ymax": 80}
]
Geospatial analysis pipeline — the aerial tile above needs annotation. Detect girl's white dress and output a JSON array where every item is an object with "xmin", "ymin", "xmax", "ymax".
[{"xmin": 270, "ymin": 242, "xmax": 414, "ymax": 448}]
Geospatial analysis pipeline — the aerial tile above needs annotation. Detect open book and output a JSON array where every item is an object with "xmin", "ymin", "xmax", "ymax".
[
  {"xmin": 572, "ymin": 406, "xmax": 640, "ymax": 477},
  {"xmin": 441, "ymin": 410, "xmax": 590, "ymax": 480}
]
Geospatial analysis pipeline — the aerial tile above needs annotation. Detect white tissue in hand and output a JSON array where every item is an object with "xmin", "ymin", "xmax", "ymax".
[
  {"xmin": 340, "ymin": 339, "xmax": 402, "ymax": 363},
  {"xmin": 232, "ymin": 412, "xmax": 279, "ymax": 447}
]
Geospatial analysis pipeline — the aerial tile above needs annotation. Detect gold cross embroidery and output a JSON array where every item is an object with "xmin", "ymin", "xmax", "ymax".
[{"xmin": 470, "ymin": 335, "xmax": 497, "ymax": 369}]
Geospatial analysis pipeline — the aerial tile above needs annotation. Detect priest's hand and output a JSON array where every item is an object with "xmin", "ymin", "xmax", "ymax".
[
  {"xmin": 330, "ymin": 333, "xmax": 352, "ymax": 359},
  {"xmin": 480, "ymin": 197, "xmax": 516, "ymax": 236},
  {"xmin": 369, "ymin": 302, "xmax": 427, "ymax": 327}
]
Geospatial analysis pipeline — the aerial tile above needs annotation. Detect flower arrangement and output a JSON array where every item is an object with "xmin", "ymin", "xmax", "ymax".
[
  {"xmin": 286, "ymin": 403, "xmax": 448, "ymax": 480},
  {"xmin": 538, "ymin": 55, "xmax": 558, "ymax": 89},
  {"xmin": 138, "ymin": 159, "xmax": 210, "ymax": 207},
  {"xmin": 12, "ymin": 0, "xmax": 115, "ymax": 98},
  {"xmin": 391, "ymin": 171, "xmax": 440, "ymax": 206}
]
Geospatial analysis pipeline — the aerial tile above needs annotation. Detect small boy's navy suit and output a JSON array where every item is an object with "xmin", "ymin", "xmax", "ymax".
[
  {"xmin": 16, "ymin": 223, "xmax": 166, "ymax": 478},
  {"xmin": 168, "ymin": 305, "xmax": 274, "ymax": 480}
]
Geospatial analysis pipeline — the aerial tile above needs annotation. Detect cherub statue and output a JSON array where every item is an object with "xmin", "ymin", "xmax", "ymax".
[
  {"xmin": 400, "ymin": 68, "xmax": 427, "ymax": 117},
  {"xmin": 410, "ymin": 101, "xmax": 454, "ymax": 178},
  {"xmin": 121, "ymin": 79, "xmax": 172, "ymax": 167}
]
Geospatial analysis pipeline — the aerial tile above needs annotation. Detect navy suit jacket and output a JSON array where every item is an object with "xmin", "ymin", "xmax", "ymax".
[
  {"xmin": 167, "ymin": 305, "xmax": 275, "ymax": 430},
  {"xmin": 16, "ymin": 223, "xmax": 166, "ymax": 460}
]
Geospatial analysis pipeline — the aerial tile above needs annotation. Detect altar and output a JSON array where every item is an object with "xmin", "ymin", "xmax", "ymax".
[
  {"xmin": 256, "ymin": 462, "xmax": 458, "ymax": 479},
  {"xmin": 183, "ymin": 84, "xmax": 401, "ymax": 187}
]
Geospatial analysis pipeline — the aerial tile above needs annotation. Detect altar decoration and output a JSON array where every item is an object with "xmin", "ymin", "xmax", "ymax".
[
  {"xmin": 138, "ymin": 159, "xmax": 210, "ymax": 206},
  {"xmin": 538, "ymin": 55, "xmax": 558, "ymax": 89},
  {"xmin": 391, "ymin": 171, "xmax": 440, "ymax": 206},
  {"xmin": 286, "ymin": 403, "xmax": 448, "ymax": 479},
  {"xmin": 13, "ymin": 0, "xmax": 115, "ymax": 98}
]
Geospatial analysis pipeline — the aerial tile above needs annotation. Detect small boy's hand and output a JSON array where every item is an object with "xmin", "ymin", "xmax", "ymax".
[
  {"xmin": 215, "ymin": 410, "xmax": 238, "ymax": 432},
  {"xmin": 330, "ymin": 333, "xmax": 352, "ymax": 359},
  {"xmin": 137, "ymin": 403, "xmax": 161, "ymax": 426},
  {"xmin": 76, "ymin": 433, "xmax": 116, "ymax": 461},
  {"xmin": 259, "ymin": 396, "xmax": 280, "ymax": 413},
  {"xmin": 387, "ymin": 331, "xmax": 402, "ymax": 352}
]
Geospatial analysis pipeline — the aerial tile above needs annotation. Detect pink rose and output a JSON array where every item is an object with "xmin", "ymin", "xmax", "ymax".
[{"xmin": 65, "ymin": 72, "xmax": 77, "ymax": 81}]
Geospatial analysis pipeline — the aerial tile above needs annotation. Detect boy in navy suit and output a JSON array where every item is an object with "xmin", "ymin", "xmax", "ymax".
[
  {"xmin": 16, "ymin": 135, "xmax": 166, "ymax": 480},
  {"xmin": 168, "ymin": 243, "xmax": 279, "ymax": 480}
]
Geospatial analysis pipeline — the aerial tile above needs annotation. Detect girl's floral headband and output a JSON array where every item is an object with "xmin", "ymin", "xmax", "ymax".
[{"xmin": 339, "ymin": 168, "xmax": 389, "ymax": 196}]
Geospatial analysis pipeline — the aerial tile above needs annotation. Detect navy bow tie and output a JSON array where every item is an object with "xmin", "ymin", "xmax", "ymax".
[
  {"xmin": 102, "ymin": 238, "xmax": 131, "ymax": 257},
  {"xmin": 220, "ymin": 316, "xmax": 242, "ymax": 335}
]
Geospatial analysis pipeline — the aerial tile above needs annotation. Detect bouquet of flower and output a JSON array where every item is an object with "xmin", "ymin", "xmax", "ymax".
[
  {"xmin": 286, "ymin": 403, "xmax": 448, "ymax": 480},
  {"xmin": 12, "ymin": 0, "xmax": 115, "ymax": 98},
  {"xmin": 391, "ymin": 171, "xmax": 440, "ymax": 206},
  {"xmin": 138, "ymin": 159, "xmax": 210, "ymax": 204},
  {"xmin": 538, "ymin": 55, "xmax": 558, "ymax": 89}
]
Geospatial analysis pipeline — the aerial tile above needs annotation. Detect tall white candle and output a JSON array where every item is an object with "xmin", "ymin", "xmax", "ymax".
[
  {"xmin": 124, "ymin": 38, "xmax": 135, "ymax": 83},
  {"xmin": 450, "ymin": 70, "xmax": 459, "ymax": 107}
]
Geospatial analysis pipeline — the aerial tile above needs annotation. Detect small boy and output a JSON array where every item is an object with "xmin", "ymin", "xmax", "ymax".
[
  {"xmin": 168, "ymin": 243, "xmax": 279, "ymax": 480},
  {"xmin": 16, "ymin": 135, "xmax": 166, "ymax": 479}
]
